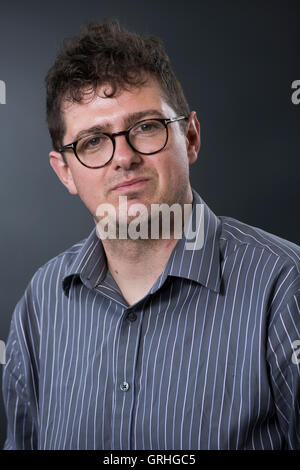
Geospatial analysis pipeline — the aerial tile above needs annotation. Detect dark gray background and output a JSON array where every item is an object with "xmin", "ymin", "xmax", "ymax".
[{"xmin": 0, "ymin": 0, "xmax": 299, "ymax": 448}]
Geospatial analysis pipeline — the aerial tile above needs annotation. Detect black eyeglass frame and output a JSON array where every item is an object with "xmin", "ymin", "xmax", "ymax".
[{"xmin": 58, "ymin": 115, "xmax": 188, "ymax": 169}]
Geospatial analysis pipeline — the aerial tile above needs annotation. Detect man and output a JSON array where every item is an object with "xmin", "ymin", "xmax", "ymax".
[{"xmin": 2, "ymin": 20, "xmax": 300, "ymax": 450}]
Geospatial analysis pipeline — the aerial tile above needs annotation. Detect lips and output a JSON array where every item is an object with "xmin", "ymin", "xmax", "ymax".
[{"xmin": 112, "ymin": 178, "xmax": 149, "ymax": 191}]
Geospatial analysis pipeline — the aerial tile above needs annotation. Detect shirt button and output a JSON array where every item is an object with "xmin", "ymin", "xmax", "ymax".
[
  {"xmin": 120, "ymin": 381, "xmax": 130, "ymax": 392},
  {"xmin": 127, "ymin": 312, "xmax": 137, "ymax": 322}
]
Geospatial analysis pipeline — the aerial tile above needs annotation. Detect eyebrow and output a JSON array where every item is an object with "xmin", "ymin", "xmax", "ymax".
[{"xmin": 71, "ymin": 109, "xmax": 165, "ymax": 142}]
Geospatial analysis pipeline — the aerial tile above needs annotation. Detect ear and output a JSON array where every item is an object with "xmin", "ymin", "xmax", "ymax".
[
  {"xmin": 49, "ymin": 151, "xmax": 78, "ymax": 195},
  {"xmin": 186, "ymin": 111, "xmax": 200, "ymax": 165}
]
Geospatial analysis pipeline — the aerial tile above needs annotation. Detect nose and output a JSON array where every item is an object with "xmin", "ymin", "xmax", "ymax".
[{"xmin": 111, "ymin": 133, "xmax": 143, "ymax": 171}]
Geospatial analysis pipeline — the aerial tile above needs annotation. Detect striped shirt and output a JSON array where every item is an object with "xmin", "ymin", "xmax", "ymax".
[{"xmin": 2, "ymin": 189, "xmax": 300, "ymax": 450}]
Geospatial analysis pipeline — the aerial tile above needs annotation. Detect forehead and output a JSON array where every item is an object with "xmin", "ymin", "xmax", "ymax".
[{"xmin": 61, "ymin": 79, "xmax": 174, "ymax": 140}]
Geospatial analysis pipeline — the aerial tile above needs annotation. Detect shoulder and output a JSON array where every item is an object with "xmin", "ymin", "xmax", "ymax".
[
  {"xmin": 218, "ymin": 216, "xmax": 300, "ymax": 320},
  {"xmin": 30, "ymin": 236, "xmax": 87, "ymax": 286},
  {"xmin": 19, "ymin": 234, "xmax": 91, "ymax": 310},
  {"xmin": 219, "ymin": 215, "xmax": 300, "ymax": 273},
  {"xmin": 10, "ymin": 235, "xmax": 89, "ymax": 334}
]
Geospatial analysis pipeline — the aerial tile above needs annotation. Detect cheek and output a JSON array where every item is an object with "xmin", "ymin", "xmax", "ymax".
[
  {"xmin": 158, "ymin": 149, "xmax": 189, "ymax": 187},
  {"xmin": 71, "ymin": 170, "xmax": 106, "ymax": 210}
]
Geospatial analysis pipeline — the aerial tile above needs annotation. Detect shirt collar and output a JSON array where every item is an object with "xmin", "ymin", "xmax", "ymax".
[
  {"xmin": 149, "ymin": 190, "xmax": 222, "ymax": 294},
  {"xmin": 62, "ymin": 227, "xmax": 107, "ymax": 295},
  {"xmin": 62, "ymin": 189, "xmax": 222, "ymax": 296}
]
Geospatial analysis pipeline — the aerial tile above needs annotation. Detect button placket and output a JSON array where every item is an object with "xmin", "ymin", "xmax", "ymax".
[{"xmin": 113, "ymin": 306, "xmax": 143, "ymax": 448}]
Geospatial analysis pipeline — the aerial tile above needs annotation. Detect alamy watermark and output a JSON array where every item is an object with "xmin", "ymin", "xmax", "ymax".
[
  {"xmin": 95, "ymin": 197, "xmax": 204, "ymax": 251},
  {"xmin": 291, "ymin": 80, "xmax": 300, "ymax": 105},
  {"xmin": 0, "ymin": 340, "xmax": 6, "ymax": 365},
  {"xmin": 0, "ymin": 80, "xmax": 6, "ymax": 104}
]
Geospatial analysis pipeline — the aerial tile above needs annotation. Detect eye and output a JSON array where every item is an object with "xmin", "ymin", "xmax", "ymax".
[
  {"xmin": 85, "ymin": 136, "xmax": 102, "ymax": 148},
  {"xmin": 133, "ymin": 120, "xmax": 164, "ymax": 135},
  {"xmin": 79, "ymin": 134, "xmax": 106, "ymax": 152},
  {"xmin": 139, "ymin": 123, "xmax": 155, "ymax": 132}
]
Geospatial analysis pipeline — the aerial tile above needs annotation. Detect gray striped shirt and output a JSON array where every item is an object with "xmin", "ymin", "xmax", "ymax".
[{"xmin": 2, "ymin": 190, "xmax": 300, "ymax": 449}]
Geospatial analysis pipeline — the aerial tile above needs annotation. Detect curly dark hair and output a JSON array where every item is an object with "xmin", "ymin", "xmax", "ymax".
[{"xmin": 45, "ymin": 19, "xmax": 190, "ymax": 153}]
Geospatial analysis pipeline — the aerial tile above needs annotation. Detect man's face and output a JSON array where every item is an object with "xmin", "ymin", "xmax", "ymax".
[{"xmin": 49, "ymin": 78, "xmax": 200, "ymax": 225}]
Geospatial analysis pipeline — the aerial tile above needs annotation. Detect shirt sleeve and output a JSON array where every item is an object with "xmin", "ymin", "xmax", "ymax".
[
  {"xmin": 267, "ymin": 287, "xmax": 300, "ymax": 449},
  {"xmin": 2, "ymin": 287, "xmax": 39, "ymax": 450}
]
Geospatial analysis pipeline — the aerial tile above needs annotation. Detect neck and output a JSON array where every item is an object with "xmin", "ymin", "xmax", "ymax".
[
  {"xmin": 102, "ymin": 237, "xmax": 180, "ymax": 305},
  {"xmin": 103, "ymin": 235, "xmax": 179, "ymax": 268},
  {"xmin": 95, "ymin": 188, "xmax": 194, "ymax": 304}
]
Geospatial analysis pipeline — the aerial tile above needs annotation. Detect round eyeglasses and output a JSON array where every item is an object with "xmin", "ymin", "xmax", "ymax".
[{"xmin": 58, "ymin": 115, "xmax": 188, "ymax": 169}]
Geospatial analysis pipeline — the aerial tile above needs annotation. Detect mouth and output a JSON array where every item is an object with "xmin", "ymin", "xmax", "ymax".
[{"xmin": 112, "ymin": 178, "xmax": 150, "ymax": 192}]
